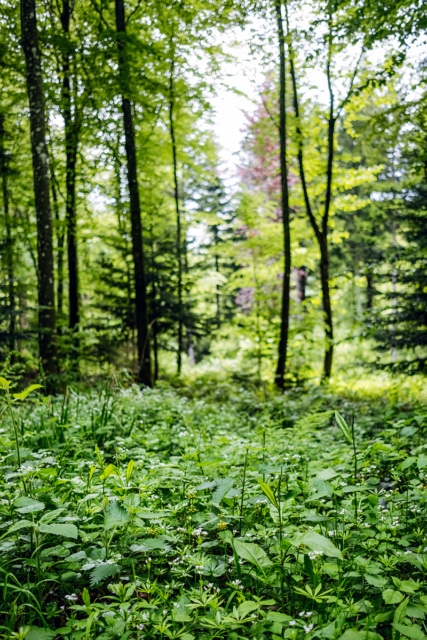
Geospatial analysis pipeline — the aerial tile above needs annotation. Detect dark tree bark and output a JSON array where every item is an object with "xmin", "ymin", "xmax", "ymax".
[
  {"xmin": 60, "ymin": 0, "xmax": 80, "ymax": 355},
  {"xmin": 21, "ymin": 0, "xmax": 58, "ymax": 384},
  {"xmin": 213, "ymin": 225, "xmax": 221, "ymax": 328},
  {"xmin": 274, "ymin": 0, "xmax": 292, "ymax": 390},
  {"xmin": 296, "ymin": 266, "xmax": 307, "ymax": 304},
  {"xmin": 49, "ymin": 156, "xmax": 65, "ymax": 330},
  {"xmin": 0, "ymin": 114, "xmax": 16, "ymax": 352},
  {"xmin": 365, "ymin": 268, "xmax": 374, "ymax": 311},
  {"xmin": 168, "ymin": 46, "xmax": 184, "ymax": 376},
  {"xmin": 115, "ymin": 0, "xmax": 152, "ymax": 386}
]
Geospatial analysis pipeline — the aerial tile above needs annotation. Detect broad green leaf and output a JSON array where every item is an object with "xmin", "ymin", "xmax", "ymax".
[
  {"xmin": 212, "ymin": 477, "xmax": 234, "ymax": 504},
  {"xmin": 14, "ymin": 497, "xmax": 45, "ymax": 514},
  {"xmin": 335, "ymin": 412, "xmax": 352, "ymax": 444},
  {"xmin": 258, "ymin": 480, "xmax": 279, "ymax": 509},
  {"xmin": 392, "ymin": 577, "xmax": 421, "ymax": 593},
  {"xmin": 298, "ymin": 530, "xmax": 342, "ymax": 560},
  {"xmin": 130, "ymin": 537, "xmax": 171, "ymax": 552},
  {"xmin": 365, "ymin": 573, "xmax": 387, "ymax": 589},
  {"xmin": 383, "ymin": 589, "xmax": 404, "ymax": 604},
  {"xmin": 0, "ymin": 376, "xmax": 11, "ymax": 389},
  {"xmin": 39, "ymin": 523, "xmax": 78, "ymax": 539},
  {"xmin": 100, "ymin": 463, "xmax": 119, "ymax": 481},
  {"xmin": 26, "ymin": 627, "xmax": 55, "ymax": 640},
  {"xmin": 233, "ymin": 538, "xmax": 273, "ymax": 572},
  {"xmin": 339, "ymin": 631, "xmax": 382, "ymax": 640},
  {"xmin": 7, "ymin": 519, "xmax": 34, "ymax": 533},
  {"xmin": 13, "ymin": 384, "xmax": 43, "ymax": 400},
  {"xmin": 238, "ymin": 600, "xmax": 259, "ymax": 616},
  {"xmin": 90, "ymin": 563, "xmax": 120, "ymax": 586},
  {"xmin": 393, "ymin": 624, "xmax": 426, "ymax": 640},
  {"xmin": 104, "ymin": 500, "xmax": 130, "ymax": 530},
  {"xmin": 394, "ymin": 597, "xmax": 409, "ymax": 625}
]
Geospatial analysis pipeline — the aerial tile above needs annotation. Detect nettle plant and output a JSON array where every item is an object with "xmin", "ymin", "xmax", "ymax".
[{"xmin": 0, "ymin": 380, "xmax": 427, "ymax": 639}]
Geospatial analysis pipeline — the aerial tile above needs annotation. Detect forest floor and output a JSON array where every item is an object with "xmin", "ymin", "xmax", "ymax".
[{"xmin": 1, "ymin": 376, "xmax": 427, "ymax": 640}]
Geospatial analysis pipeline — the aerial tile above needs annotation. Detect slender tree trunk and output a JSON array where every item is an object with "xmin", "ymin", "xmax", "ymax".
[
  {"xmin": 0, "ymin": 114, "xmax": 16, "ymax": 352},
  {"xmin": 213, "ymin": 225, "xmax": 221, "ymax": 328},
  {"xmin": 168, "ymin": 49, "xmax": 184, "ymax": 376},
  {"xmin": 149, "ymin": 216, "xmax": 159, "ymax": 382},
  {"xmin": 274, "ymin": 0, "xmax": 292, "ymax": 390},
  {"xmin": 60, "ymin": 0, "xmax": 80, "ymax": 372},
  {"xmin": 21, "ymin": 0, "xmax": 58, "ymax": 385},
  {"xmin": 115, "ymin": 0, "xmax": 152, "ymax": 386},
  {"xmin": 366, "ymin": 268, "xmax": 374, "ymax": 310},
  {"xmin": 284, "ymin": 0, "xmax": 334, "ymax": 381},
  {"xmin": 296, "ymin": 266, "xmax": 307, "ymax": 304},
  {"xmin": 49, "ymin": 158, "xmax": 65, "ymax": 331}
]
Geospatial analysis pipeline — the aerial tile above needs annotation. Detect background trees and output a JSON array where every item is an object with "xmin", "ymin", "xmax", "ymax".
[{"xmin": 1, "ymin": 0, "xmax": 426, "ymax": 387}]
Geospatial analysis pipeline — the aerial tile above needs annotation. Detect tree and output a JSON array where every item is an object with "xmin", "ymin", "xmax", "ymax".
[
  {"xmin": 115, "ymin": 0, "xmax": 152, "ymax": 386},
  {"xmin": 20, "ymin": 0, "xmax": 58, "ymax": 385},
  {"xmin": 282, "ymin": 0, "xmax": 367, "ymax": 380},
  {"xmin": 274, "ymin": 0, "xmax": 292, "ymax": 390}
]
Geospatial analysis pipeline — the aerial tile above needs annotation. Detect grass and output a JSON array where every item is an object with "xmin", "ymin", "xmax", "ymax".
[{"xmin": 1, "ymin": 375, "xmax": 427, "ymax": 639}]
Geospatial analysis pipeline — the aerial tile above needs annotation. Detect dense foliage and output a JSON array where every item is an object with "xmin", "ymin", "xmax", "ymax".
[{"xmin": 2, "ymin": 377, "xmax": 427, "ymax": 638}]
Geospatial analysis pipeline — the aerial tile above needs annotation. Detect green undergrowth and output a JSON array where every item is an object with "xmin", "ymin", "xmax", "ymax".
[{"xmin": 1, "ymin": 377, "xmax": 427, "ymax": 640}]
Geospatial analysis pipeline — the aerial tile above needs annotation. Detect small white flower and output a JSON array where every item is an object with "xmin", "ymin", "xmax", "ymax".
[
  {"xmin": 304, "ymin": 623, "xmax": 314, "ymax": 632},
  {"xmin": 65, "ymin": 593, "xmax": 78, "ymax": 601}
]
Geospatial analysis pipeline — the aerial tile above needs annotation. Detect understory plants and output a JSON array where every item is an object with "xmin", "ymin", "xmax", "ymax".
[{"xmin": 0, "ymin": 377, "xmax": 427, "ymax": 639}]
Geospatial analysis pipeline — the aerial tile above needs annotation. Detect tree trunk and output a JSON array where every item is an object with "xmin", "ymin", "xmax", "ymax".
[
  {"xmin": 49, "ymin": 157, "xmax": 65, "ymax": 331},
  {"xmin": 284, "ymin": 0, "xmax": 335, "ymax": 381},
  {"xmin": 296, "ymin": 266, "xmax": 307, "ymax": 304},
  {"xmin": 365, "ymin": 268, "xmax": 374, "ymax": 310},
  {"xmin": 319, "ymin": 236, "xmax": 333, "ymax": 380},
  {"xmin": 60, "ymin": 0, "xmax": 80, "ymax": 372},
  {"xmin": 213, "ymin": 225, "xmax": 221, "ymax": 328},
  {"xmin": 115, "ymin": 0, "xmax": 152, "ymax": 386},
  {"xmin": 274, "ymin": 0, "xmax": 292, "ymax": 390},
  {"xmin": 0, "ymin": 113, "xmax": 16, "ymax": 352},
  {"xmin": 168, "ymin": 49, "xmax": 184, "ymax": 376},
  {"xmin": 21, "ymin": 0, "xmax": 58, "ymax": 386}
]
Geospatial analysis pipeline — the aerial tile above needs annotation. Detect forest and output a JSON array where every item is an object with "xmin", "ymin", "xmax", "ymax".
[{"xmin": 1, "ymin": 0, "xmax": 427, "ymax": 638}]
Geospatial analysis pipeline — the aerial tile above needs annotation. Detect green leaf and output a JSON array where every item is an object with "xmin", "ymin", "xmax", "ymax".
[
  {"xmin": 365, "ymin": 573, "xmax": 387, "ymax": 589},
  {"xmin": 298, "ymin": 530, "xmax": 343, "ymax": 560},
  {"xmin": 39, "ymin": 523, "xmax": 78, "ymax": 539},
  {"xmin": 233, "ymin": 538, "xmax": 272, "ymax": 572},
  {"xmin": 212, "ymin": 477, "xmax": 234, "ymax": 504},
  {"xmin": 100, "ymin": 463, "xmax": 119, "ymax": 480},
  {"xmin": 258, "ymin": 480, "xmax": 279, "ymax": 509},
  {"xmin": 0, "ymin": 376, "xmax": 11, "ymax": 389},
  {"xmin": 335, "ymin": 412, "xmax": 352, "ymax": 444},
  {"xmin": 393, "ymin": 624, "xmax": 426, "ymax": 640},
  {"xmin": 90, "ymin": 563, "xmax": 120, "ymax": 586},
  {"xmin": 7, "ymin": 519, "xmax": 34, "ymax": 533},
  {"xmin": 104, "ymin": 501, "xmax": 130, "ymax": 530},
  {"xmin": 238, "ymin": 600, "xmax": 259, "ymax": 617},
  {"xmin": 13, "ymin": 384, "xmax": 43, "ymax": 400},
  {"xmin": 130, "ymin": 537, "xmax": 171, "ymax": 552},
  {"xmin": 14, "ymin": 497, "xmax": 45, "ymax": 514},
  {"xmin": 126, "ymin": 460, "xmax": 135, "ymax": 483},
  {"xmin": 26, "ymin": 627, "xmax": 56, "ymax": 640},
  {"xmin": 338, "ymin": 631, "xmax": 382, "ymax": 640},
  {"xmin": 82, "ymin": 587, "xmax": 91, "ymax": 606},
  {"xmin": 394, "ymin": 597, "xmax": 409, "ymax": 625},
  {"xmin": 383, "ymin": 589, "xmax": 404, "ymax": 604}
]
